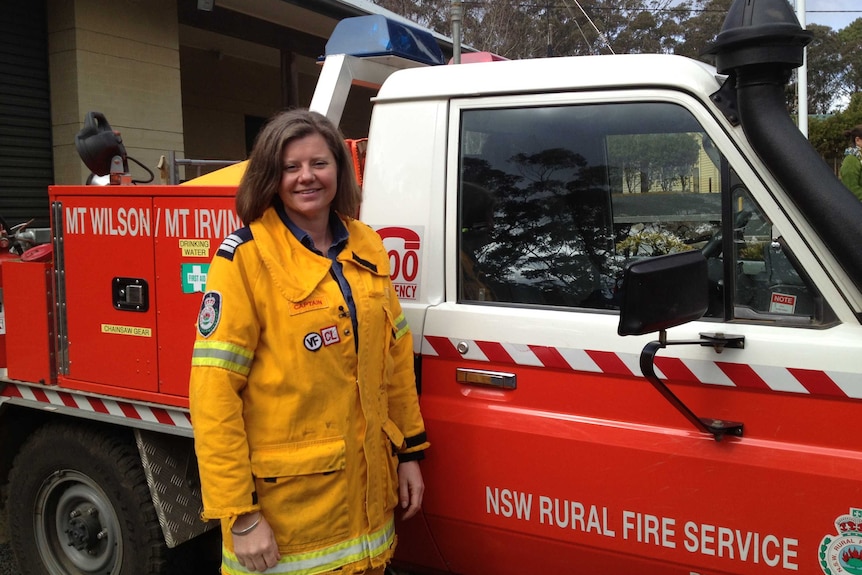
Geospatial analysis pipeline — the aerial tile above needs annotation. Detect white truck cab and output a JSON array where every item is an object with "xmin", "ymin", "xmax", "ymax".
[{"xmin": 316, "ymin": 2, "xmax": 862, "ymax": 574}]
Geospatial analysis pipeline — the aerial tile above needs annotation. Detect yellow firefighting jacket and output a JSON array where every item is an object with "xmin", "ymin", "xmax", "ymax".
[{"xmin": 189, "ymin": 207, "xmax": 428, "ymax": 574}]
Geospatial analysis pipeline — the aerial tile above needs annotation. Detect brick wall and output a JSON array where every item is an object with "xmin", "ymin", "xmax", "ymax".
[{"xmin": 47, "ymin": 0, "xmax": 183, "ymax": 184}]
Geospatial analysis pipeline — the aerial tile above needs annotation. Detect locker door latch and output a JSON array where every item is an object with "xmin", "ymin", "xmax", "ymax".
[{"xmin": 112, "ymin": 277, "xmax": 149, "ymax": 312}]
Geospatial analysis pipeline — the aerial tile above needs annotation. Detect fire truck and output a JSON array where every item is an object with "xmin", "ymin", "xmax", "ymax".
[{"xmin": 3, "ymin": 0, "xmax": 862, "ymax": 573}]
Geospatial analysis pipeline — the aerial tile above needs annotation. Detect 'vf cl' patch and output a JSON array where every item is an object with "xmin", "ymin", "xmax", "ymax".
[
  {"xmin": 304, "ymin": 327, "xmax": 341, "ymax": 351},
  {"xmin": 197, "ymin": 291, "xmax": 222, "ymax": 337},
  {"xmin": 304, "ymin": 332, "xmax": 323, "ymax": 351},
  {"xmin": 321, "ymin": 326, "xmax": 340, "ymax": 346}
]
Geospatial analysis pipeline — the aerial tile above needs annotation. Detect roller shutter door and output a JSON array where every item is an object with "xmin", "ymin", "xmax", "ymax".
[{"xmin": 0, "ymin": 0, "xmax": 52, "ymax": 228}]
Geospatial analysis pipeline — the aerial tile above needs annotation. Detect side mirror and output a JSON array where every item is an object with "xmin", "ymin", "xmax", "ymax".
[
  {"xmin": 618, "ymin": 250, "xmax": 708, "ymax": 336},
  {"xmin": 617, "ymin": 250, "xmax": 743, "ymax": 440}
]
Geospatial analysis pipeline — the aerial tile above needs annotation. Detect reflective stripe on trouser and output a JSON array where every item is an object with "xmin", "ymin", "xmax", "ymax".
[{"xmin": 221, "ymin": 519, "xmax": 395, "ymax": 575}]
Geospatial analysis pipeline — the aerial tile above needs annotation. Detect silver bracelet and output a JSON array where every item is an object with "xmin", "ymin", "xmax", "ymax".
[{"xmin": 231, "ymin": 514, "xmax": 261, "ymax": 536}]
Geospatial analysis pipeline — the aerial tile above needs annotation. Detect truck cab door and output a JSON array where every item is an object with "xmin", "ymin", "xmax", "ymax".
[{"xmin": 415, "ymin": 91, "xmax": 862, "ymax": 575}]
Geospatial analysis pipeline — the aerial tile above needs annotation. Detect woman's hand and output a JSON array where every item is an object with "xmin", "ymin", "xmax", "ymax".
[
  {"xmin": 232, "ymin": 512, "xmax": 281, "ymax": 572},
  {"xmin": 398, "ymin": 460, "xmax": 425, "ymax": 520}
]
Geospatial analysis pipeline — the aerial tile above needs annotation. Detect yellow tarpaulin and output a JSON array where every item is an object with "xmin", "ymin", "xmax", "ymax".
[
  {"xmin": 180, "ymin": 160, "xmax": 248, "ymax": 186},
  {"xmin": 179, "ymin": 137, "xmax": 365, "ymax": 187}
]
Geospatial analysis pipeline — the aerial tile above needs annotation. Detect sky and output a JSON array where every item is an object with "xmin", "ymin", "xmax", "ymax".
[{"xmin": 798, "ymin": 0, "xmax": 861, "ymax": 31}]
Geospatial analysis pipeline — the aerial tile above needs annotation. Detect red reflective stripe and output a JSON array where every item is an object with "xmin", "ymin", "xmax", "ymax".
[
  {"xmin": 119, "ymin": 402, "xmax": 142, "ymax": 419},
  {"xmin": 1, "ymin": 384, "xmax": 22, "ymax": 398},
  {"xmin": 151, "ymin": 407, "xmax": 174, "ymax": 425},
  {"xmin": 790, "ymin": 368, "xmax": 843, "ymax": 397},
  {"xmin": 424, "ymin": 335, "xmax": 461, "ymax": 359},
  {"xmin": 528, "ymin": 345, "xmax": 571, "ymax": 371},
  {"xmin": 475, "ymin": 341, "xmax": 512, "ymax": 363},
  {"xmin": 586, "ymin": 350, "xmax": 632, "ymax": 376},
  {"xmin": 89, "ymin": 398, "xmax": 110, "ymax": 414},
  {"xmin": 426, "ymin": 336, "xmax": 846, "ymax": 398},
  {"xmin": 654, "ymin": 356, "xmax": 699, "ymax": 384},
  {"xmin": 59, "ymin": 391, "xmax": 77, "ymax": 408},
  {"xmin": 717, "ymin": 362, "xmax": 770, "ymax": 391},
  {"xmin": 1, "ymin": 383, "xmax": 191, "ymax": 428}
]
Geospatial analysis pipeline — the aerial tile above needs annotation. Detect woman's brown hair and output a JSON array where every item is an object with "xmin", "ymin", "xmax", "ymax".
[
  {"xmin": 235, "ymin": 109, "xmax": 361, "ymax": 223},
  {"xmin": 844, "ymin": 124, "xmax": 862, "ymax": 144}
]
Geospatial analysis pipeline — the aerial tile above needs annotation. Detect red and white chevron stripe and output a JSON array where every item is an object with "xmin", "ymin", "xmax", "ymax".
[
  {"xmin": 1, "ymin": 381, "xmax": 193, "ymax": 430},
  {"xmin": 423, "ymin": 335, "xmax": 862, "ymax": 400}
]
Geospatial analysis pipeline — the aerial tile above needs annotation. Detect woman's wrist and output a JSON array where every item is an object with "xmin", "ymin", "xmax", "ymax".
[{"xmin": 231, "ymin": 512, "xmax": 262, "ymax": 536}]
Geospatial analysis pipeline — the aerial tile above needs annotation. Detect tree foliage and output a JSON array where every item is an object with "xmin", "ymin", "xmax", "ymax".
[
  {"xmin": 607, "ymin": 134, "xmax": 700, "ymax": 193},
  {"xmin": 838, "ymin": 19, "xmax": 862, "ymax": 99},
  {"xmin": 809, "ymin": 93, "xmax": 862, "ymax": 167},
  {"xmin": 673, "ymin": 0, "xmax": 731, "ymax": 62},
  {"xmin": 793, "ymin": 25, "xmax": 843, "ymax": 115}
]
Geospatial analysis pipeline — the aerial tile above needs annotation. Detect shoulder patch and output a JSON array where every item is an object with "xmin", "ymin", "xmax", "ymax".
[
  {"xmin": 216, "ymin": 227, "xmax": 253, "ymax": 261},
  {"xmin": 197, "ymin": 291, "xmax": 222, "ymax": 337}
]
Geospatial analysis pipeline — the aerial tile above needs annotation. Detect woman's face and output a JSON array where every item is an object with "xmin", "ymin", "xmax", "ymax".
[{"xmin": 277, "ymin": 132, "xmax": 338, "ymax": 224}]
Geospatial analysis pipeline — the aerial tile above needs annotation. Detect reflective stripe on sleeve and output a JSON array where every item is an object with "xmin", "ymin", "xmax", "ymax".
[
  {"xmin": 392, "ymin": 313, "xmax": 409, "ymax": 341},
  {"xmin": 221, "ymin": 519, "xmax": 395, "ymax": 575},
  {"xmin": 192, "ymin": 341, "xmax": 254, "ymax": 376}
]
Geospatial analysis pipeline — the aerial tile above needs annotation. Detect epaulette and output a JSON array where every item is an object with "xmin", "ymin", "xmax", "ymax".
[{"xmin": 216, "ymin": 227, "xmax": 253, "ymax": 261}]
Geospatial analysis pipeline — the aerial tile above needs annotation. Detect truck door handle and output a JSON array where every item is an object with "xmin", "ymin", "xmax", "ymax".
[{"xmin": 456, "ymin": 368, "xmax": 516, "ymax": 389}]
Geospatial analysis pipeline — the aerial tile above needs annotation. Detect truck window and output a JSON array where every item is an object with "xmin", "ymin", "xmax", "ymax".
[
  {"xmin": 457, "ymin": 101, "xmax": 833, "ymax": 325},
  {"xmin": 728, "ymin": 178, "xmax": 835, "ymax": 324}
]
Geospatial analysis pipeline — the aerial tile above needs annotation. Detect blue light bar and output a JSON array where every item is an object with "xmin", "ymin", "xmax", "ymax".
[{"xmin": 324, "ymin": 15, "xmax": 445, "ymax": 67}]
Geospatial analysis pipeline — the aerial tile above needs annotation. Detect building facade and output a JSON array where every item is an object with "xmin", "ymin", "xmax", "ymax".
[{"xmin": 0, "ymin": 0, "xmax": 451, "ymax": 225}]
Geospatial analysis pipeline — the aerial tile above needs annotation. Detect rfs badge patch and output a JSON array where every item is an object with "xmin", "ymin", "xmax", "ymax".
[
  {"xmin": 197, "ymin": 291, "xmax": 222, "ymax": 338},
  {"xmin": 820, "ymin": 508, "xmax": 862, "ymax": 575}
]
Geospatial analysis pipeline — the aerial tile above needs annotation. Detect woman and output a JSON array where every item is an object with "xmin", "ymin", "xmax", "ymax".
[
  {"xmin": 190, "ymin": 109, "xmax": 428, "ymax": 575},
  {"xmin": 839, "ymin": 124, "xmax": 862, "ymax": 200}
]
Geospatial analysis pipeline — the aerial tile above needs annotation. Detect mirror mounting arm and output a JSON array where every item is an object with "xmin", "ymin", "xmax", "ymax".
[{"xmin": 641, "ymin": 331, "xmax": 744, "ymax": 441}]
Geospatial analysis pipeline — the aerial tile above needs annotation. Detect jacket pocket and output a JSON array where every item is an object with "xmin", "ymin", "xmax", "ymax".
[{"xmin": 249, "ymin": 437, "xmax": 348, "ymax": 550}]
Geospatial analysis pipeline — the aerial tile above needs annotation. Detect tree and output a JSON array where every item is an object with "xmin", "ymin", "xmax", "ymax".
[
  {"xmin": 838, "ymin": 19, "xmax": 862, "ymax": 100},
  {"xmin": 785, "ymin": 24, "xmax": 843, "ymax": 115},
  {"xmin": 372, "ymin": 0, "xmax": 449, "ymax": 31},
  {"xmin": 673, "ymin": 0, "xmax": 731, "ymax": 63},
  {"xmin": 373, "ymin": 0, "xmax": 689, "ymax": 59},
  {"xmin": 461, "ymin": 1, "xmax": 545, "ymax": 58},
  {"xmin": 607, "ymin": 133, "xmax": 700, "ymax": 193},
  {"xmin": 372, "ymin": 0, "xmax": 852, "ymax": 118},
  {"xmin": 809, "ymin": 93, "xmax": 862, "ymax": 168}
]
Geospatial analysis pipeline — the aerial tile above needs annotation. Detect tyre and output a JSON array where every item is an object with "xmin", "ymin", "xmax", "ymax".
[{"xmin": 7, "ymin": 422, "xmax": 167, "ymax": 575}]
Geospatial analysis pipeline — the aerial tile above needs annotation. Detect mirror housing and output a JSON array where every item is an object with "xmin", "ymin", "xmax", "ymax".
[{"xmin": 618, "ymin": 250, "xmax": 709, "ymax": 336}]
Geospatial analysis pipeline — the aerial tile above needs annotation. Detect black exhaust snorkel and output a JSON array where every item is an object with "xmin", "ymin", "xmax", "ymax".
[{"xmin": 704, "ymin": 0, "xmax": 862, "ymax": 295}]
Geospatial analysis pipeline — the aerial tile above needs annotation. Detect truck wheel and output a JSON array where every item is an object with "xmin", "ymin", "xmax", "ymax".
[{"xmin": 7, "ymin": 422, "xmax": 167, "ymax": 575}]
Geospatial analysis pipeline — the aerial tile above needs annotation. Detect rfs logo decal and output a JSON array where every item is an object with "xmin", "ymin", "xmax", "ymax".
[
  {"xmin": 197, "ymin": 291, "xmax": 221, "ymax": 338},
  {"xmin": 820, "ymin": 508, "xmax": 862, "ymax": 574}
]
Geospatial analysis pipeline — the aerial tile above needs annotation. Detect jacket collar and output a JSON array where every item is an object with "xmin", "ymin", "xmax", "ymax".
[
  {"xmin": 250, "ymin": 206, "xmax": 387, "ymax": 302},
  {"xmin": 274, "ymin": 202, "xmax": 349, "ymax": 257}
]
